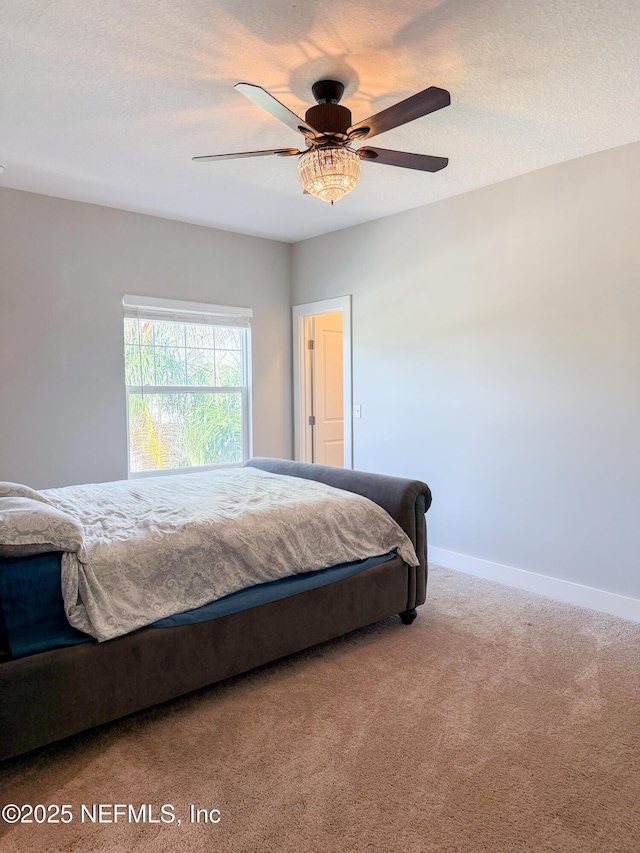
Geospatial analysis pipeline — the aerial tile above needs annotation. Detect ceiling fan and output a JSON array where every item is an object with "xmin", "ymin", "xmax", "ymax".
[{"xmin": 193, "ymin": 80, "xmax": 450, "ymax": 204}]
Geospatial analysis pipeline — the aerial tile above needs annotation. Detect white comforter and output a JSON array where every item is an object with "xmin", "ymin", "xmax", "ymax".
[{"xmin": 42, "ymin": 467, "xmax": 418, "ymax": 642}]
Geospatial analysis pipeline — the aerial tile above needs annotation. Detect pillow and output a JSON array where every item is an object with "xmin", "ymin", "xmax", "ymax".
[
  {"xmin": 0, "ymin": 497, "xmax": 84, "ymax": 558},
  {"xmin": 0, "ymin": 482, "xmax": 51, "ymax": 505}
]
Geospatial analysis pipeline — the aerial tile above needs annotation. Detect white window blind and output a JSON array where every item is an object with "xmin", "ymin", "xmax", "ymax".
[{"xmin": 123, "ymin": 294, "xmax": 252, "ymax": 328}]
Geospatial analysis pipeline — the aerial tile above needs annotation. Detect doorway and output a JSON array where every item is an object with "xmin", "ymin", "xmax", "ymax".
[{"xmin": 292, "ymin": 296, "xmax": 352, "ymax": 468}]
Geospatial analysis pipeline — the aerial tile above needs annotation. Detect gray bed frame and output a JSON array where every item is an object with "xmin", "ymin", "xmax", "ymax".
[{"xmin": 0, "ymin": 458, "xmax": 431, "ymax": 761}]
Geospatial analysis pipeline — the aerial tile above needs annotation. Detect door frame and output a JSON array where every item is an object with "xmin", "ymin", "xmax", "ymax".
[{"xmin": 292, "ymin": 295, "xmax": 353, "ymax": 469}]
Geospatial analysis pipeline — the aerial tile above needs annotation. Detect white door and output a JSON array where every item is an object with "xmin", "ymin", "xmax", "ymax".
[
  {"xmin": 292, "ymin": 296, "xmax": 352, "ymax": 468},
  {"xmin": 311, "ymin": 311, "xmax": 344, "ymax": 467}
]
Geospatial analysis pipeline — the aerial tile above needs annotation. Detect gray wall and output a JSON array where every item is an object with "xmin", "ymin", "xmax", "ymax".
[
  {"xmin": 0, "ymin": 188, "xmax": 292, "ymax": 488},
  {"xmin": 292, "ymin": 141, "xmax": 640, "ymax": 599}
]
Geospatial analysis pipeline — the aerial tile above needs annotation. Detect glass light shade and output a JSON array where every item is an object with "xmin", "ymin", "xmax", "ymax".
[{"xmin": 298, "ymin": 146, "xmax": 361, "ymax": 204}]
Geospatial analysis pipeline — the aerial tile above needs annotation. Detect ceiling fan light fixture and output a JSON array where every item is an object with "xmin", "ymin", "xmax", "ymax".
[{"xmin": 298, "ymin": 146, "xmax": 361, "ymax": 204}]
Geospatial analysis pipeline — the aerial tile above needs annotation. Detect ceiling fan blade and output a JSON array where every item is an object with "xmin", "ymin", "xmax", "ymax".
[
  {"xmin": 235, "ymin": 83, "xmax": 319, "ymax": 137},
  {"xmin": 192, "ymin": 148, "xmax": 300, "ymax": 163},
  {"xmin": 348, "ymin": 87, "xmax": 450, "ymax": 140},
  {"xmin": 359, "ymin": 147, "xmax": 448, "ymax": 172}
]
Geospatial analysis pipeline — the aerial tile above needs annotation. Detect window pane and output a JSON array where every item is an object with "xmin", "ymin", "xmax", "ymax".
[
  {"xmin": 154, "ymin": 346, "xmax": 187, "ymax": 385},
  {"xmin": 124, "ymin": 319, "xmax": 153, "ymax": 348},
  {"xmin": 125, "ymin": 344, "xmax": 155, "ymax": 386},
  {"xmin": 128, "ymin": 392, "xmax": 243, "ymax": 472},
  {"xmin": 215, "ymin": 327, "xmax": 241, "ymax": 350},
  {"xmin": 153, "ymin": 321, "xmax": 185, "ymax": 347},
  {"xmin": 186, "ymin": 347, "xmax": 215, "ymax": 386},
  {"xmin": 139, "ymin": 321, "xmax": 154, "ymax": 345},
  {"xmin": 216, "ymin": 350, "xmax": 242, "ymax": 386},
  {"xmin": 186, "ymin": 323, "xmax": 214, "ymax": 348},
  {"xmin": 124, "ymin": 344, "xmax": 141, "ymax": 385},
  {"xmin": 124, "ymin": 319, "xmax": 138, "ymax": 345}
]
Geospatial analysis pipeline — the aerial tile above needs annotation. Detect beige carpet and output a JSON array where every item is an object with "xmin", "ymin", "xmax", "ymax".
[{"xmin": 1, "ymin": 565, "xmax": 639, "ymax": 853}]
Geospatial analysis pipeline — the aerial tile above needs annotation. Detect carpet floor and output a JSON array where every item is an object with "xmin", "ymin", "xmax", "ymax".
[{"xmin": 1, "ymin": 565, "xmax": 639, "ymax": 853}]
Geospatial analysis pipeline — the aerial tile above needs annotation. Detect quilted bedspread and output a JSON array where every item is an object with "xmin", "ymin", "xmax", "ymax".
[{"xmin": 42, "ymin": 467, "xmax": 418, "ymax": 642}]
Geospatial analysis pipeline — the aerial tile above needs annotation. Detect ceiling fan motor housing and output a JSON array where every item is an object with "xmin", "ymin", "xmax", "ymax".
[
  {"xmin": 305, "ymin": 103, "xmax": 352, "ymax": 136},
  {"xmin": 306, "ymin": 80, "xmax": 351, "ymax": 136}
]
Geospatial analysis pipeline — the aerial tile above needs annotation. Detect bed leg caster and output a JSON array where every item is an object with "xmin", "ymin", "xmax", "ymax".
[{"xmin": 399, "ymin": 608, "xmax": 417, "ymax": 625}]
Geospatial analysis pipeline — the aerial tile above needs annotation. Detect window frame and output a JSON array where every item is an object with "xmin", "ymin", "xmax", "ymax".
[{"xmin": 123, "ymin": 295, "xmax": 253, "ymax": 479}]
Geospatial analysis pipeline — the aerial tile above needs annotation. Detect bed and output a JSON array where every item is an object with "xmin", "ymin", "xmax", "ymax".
[{"xmin": 0, "ymin": 457, "xmax": 431, "ymax": 761}]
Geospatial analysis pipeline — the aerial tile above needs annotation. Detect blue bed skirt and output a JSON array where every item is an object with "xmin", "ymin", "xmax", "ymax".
[{"xmin": 0, "ymin": 551, "xmax": 394, "ymax": 660}]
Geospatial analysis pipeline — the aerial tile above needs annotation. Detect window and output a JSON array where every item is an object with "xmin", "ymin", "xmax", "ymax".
[{"xmin": 123, "ymin": 295, "xmax": 252, "ymax": 476}]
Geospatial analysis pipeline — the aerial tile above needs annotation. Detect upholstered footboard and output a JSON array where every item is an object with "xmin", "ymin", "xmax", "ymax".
[
  {"xmin": 244, "ymin": 458, "xmax": 432, "ymax": 611},
  {"xmin": 0, "ymin": 460, "xmax": 431, "ymax": 760}
]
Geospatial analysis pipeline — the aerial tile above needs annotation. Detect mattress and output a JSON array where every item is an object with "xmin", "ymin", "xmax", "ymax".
[{"xmin": 0, "ymin": 550, "xmax": 394, "ymax": 661}]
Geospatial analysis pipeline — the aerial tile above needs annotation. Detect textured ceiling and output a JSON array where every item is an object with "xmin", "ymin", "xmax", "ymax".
[{"xmin": 1, "ymin": 0, "xmax": 639, "ymax": 242}]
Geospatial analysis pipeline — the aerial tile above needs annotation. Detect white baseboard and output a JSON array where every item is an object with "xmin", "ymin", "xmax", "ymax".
[{"xmin": 429, "ymin": 547, "xmax": 640, "ymax": 623}]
